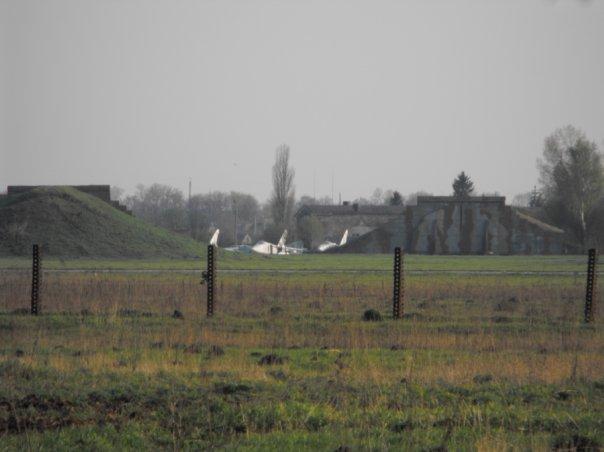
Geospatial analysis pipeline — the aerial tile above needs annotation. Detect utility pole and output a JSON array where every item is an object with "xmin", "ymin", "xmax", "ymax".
[
  {"xmin": 331, "ymin": 170, "xmax": 334, "ymax": 204},
  {"xmin": 188, "ymin": 179, "xmax": 193, "ymax": 238},
  {"xmin": 253, "ymin": 214, "xmax": 257, "ymax": 237},
  {"xmin": 233, "ymin": 199, "xmax": 238, "ymax": 245}
]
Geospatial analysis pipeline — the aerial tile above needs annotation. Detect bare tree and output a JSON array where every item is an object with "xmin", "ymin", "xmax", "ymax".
[
  {"xmin": 512, "ymin": 191, "xmax": 531, "ymax": 207},
  {"xmin": 370, "ymin": 188, "xmax": 383, "ymax": 205},
  {"xmin": 230, "ymin": 191, "xmax": 259, "ymax": 244},
  {"xmin": 512, "ymin": 187, "xmax": 543, "ymax": 208},
  {"xmin": 270, "ymin": 144, "xmax": 295, "ymax": 228},
  {"xmin": 297, "ymin": 214, "xmax": 324, "ymax": 249},
  {"xmin": 124, "ymin": 183, "xmax": 186, "ymax": 231},
  {"xmin": 187, "ymin": 191, "xmax": 260, "ymax": 245},
  {"xmin": 538, "ymin": 125, "xmax": 604, "ymax": 248}
]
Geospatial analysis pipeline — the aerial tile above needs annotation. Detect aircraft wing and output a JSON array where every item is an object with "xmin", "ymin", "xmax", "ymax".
[{"xmin": 317, "ymin": 241, "xmax": 336, "ymax": 252}]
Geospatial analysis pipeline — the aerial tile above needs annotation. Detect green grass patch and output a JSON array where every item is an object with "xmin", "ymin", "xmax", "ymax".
[{"xmin": 0, "ymin": 253, "xmax": 592, "ymax": 272}]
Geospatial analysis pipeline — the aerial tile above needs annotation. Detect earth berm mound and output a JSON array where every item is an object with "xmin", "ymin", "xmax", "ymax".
[{"xmin": 0, "ymin": 186, "xmax": 204, "ymax": 258}]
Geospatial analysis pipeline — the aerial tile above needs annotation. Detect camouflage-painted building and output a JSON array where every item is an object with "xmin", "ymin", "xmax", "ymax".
[{"xmin": 295, "ymin": 196, "xmax": 565, "ymax": 254}]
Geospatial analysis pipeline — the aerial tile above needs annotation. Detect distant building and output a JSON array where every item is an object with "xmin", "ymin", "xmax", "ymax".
[{"xmin": 296, "ymin": 196, "xmax": 565, "ymax": 254}]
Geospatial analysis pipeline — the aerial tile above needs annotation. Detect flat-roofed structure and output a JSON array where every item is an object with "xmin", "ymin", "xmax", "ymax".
[{"xmin": 296, "ymin": 196, "xmax": 565, "ymax": 255}]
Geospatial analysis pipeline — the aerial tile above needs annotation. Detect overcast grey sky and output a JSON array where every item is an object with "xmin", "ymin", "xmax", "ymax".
[{"xmin": 1, "ymin": 0, "xmax": 603, "ymax": 202}]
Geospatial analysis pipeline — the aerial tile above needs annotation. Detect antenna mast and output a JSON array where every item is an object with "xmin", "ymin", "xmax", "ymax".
[{"xmin": 331, "ymin": 170, "xmax": 334, "ymax": 204}]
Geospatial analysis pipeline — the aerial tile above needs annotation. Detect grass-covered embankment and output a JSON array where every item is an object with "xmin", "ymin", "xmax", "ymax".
[{"xmin": 0, "ymin": 187, "xmax": 204, "ymax": 258}]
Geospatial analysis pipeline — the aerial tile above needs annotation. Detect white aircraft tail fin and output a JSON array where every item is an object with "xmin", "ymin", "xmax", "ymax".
[
  {"xmin": 277, "ymin": 230, "xmax": 288, "ymax": 248},
  {"xmin": 339, "ymin": 229, "xmax": 349, "ymax": 246},
  {"xmin": 277, "ymin": 229, "xmax": 287, "ymax": 248},
  {"xmin": 210, "ymin": 229, "xmax": 220, "ymax": 247}
]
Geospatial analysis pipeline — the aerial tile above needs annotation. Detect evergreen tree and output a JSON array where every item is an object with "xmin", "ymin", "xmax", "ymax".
[
  {"xmin": 452, "ymin": 172, "xmax": 475, "ymax": 198},
  {"xmin": 389, "ymin": 191, "xmax": 404, "ymax": 206}
]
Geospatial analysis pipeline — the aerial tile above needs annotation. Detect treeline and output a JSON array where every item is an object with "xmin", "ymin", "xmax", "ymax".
[
  {"xmin": 116, "ymin": 185, "xmax": 417, "ymax": 247},
  {"xmin": 115, "ymin": 126, "xmax": 604, "ymax": 251},
  {"xmin": 115, "ymin": 144, "xmax": 433, "ymax": 247},
  {"xmin": 121, "ymin": 186, "xmax": 261, "ymax": 247}
]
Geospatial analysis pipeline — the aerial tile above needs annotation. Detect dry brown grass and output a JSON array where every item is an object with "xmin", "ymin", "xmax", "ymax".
[{"xmin": 1, "ymin": 270, "xmax": 601, "ymax": 386}]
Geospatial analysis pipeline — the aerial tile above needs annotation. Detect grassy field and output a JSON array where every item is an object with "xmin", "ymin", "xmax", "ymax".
[
  {"xmin": 0, "ymin": 255, "xmax": 602, "ymax": 450},
  {"xmin": 0, "ymin": 253, "xmax": 595, "ymax": 273}
]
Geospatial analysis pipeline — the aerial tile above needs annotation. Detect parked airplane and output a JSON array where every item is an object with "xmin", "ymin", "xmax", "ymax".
[
  {"xmin": 213, "ymin": 229, "xmax": 305, "ymax": 255},
  {"xmin": 317, "ymin": 229, "xmax": 348, "ymax": 252},
  {"xmin": 208, "ymin": 229, "xmax": 253, "ymax": 253},
  {"xmin": 224, "ymin": 244, "xmax": 254, "ymax": 253},
  {"xmin": 251, "ymin": 230, "xmax": 305, "ymax": 255}
]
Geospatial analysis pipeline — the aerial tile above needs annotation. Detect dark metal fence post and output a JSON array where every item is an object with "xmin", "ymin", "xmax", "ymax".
[
  {"xmin": 585, "ymin": 248, "xmax": 597, "ymax": 323},
  {"xmin": 393, "ymin": 247, "xmax": 404, "ymax": 319},
  {"xmin": 202, "ymin": 244, "xmax": 216, "ymax": 317},
  {"xmin": 31, "ymin": 244, "xmax": 41, "ymax": 315}
]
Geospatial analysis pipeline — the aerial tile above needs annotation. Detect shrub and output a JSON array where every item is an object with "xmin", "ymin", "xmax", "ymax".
[
  {"xmin": 362, "ymin": 309, "xmax": 382, "ymax": 321},
  {"xmin": 551, "ymin": 434, "xmax": 600, "ymax": 451},
  {"xmin": 472, "ymin": 374, "xmax": 493, "ymax": 384},
  {"xmin": 172, "ymin": 310, "xmax": 184, "ymax": 319},
  {"xmin": 258, "ymin": 354, "xmax": 286, "ymax": 365},
  {"xmin": 208, "ymin": 345, "xmax": 225, "ymax": 357}
]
